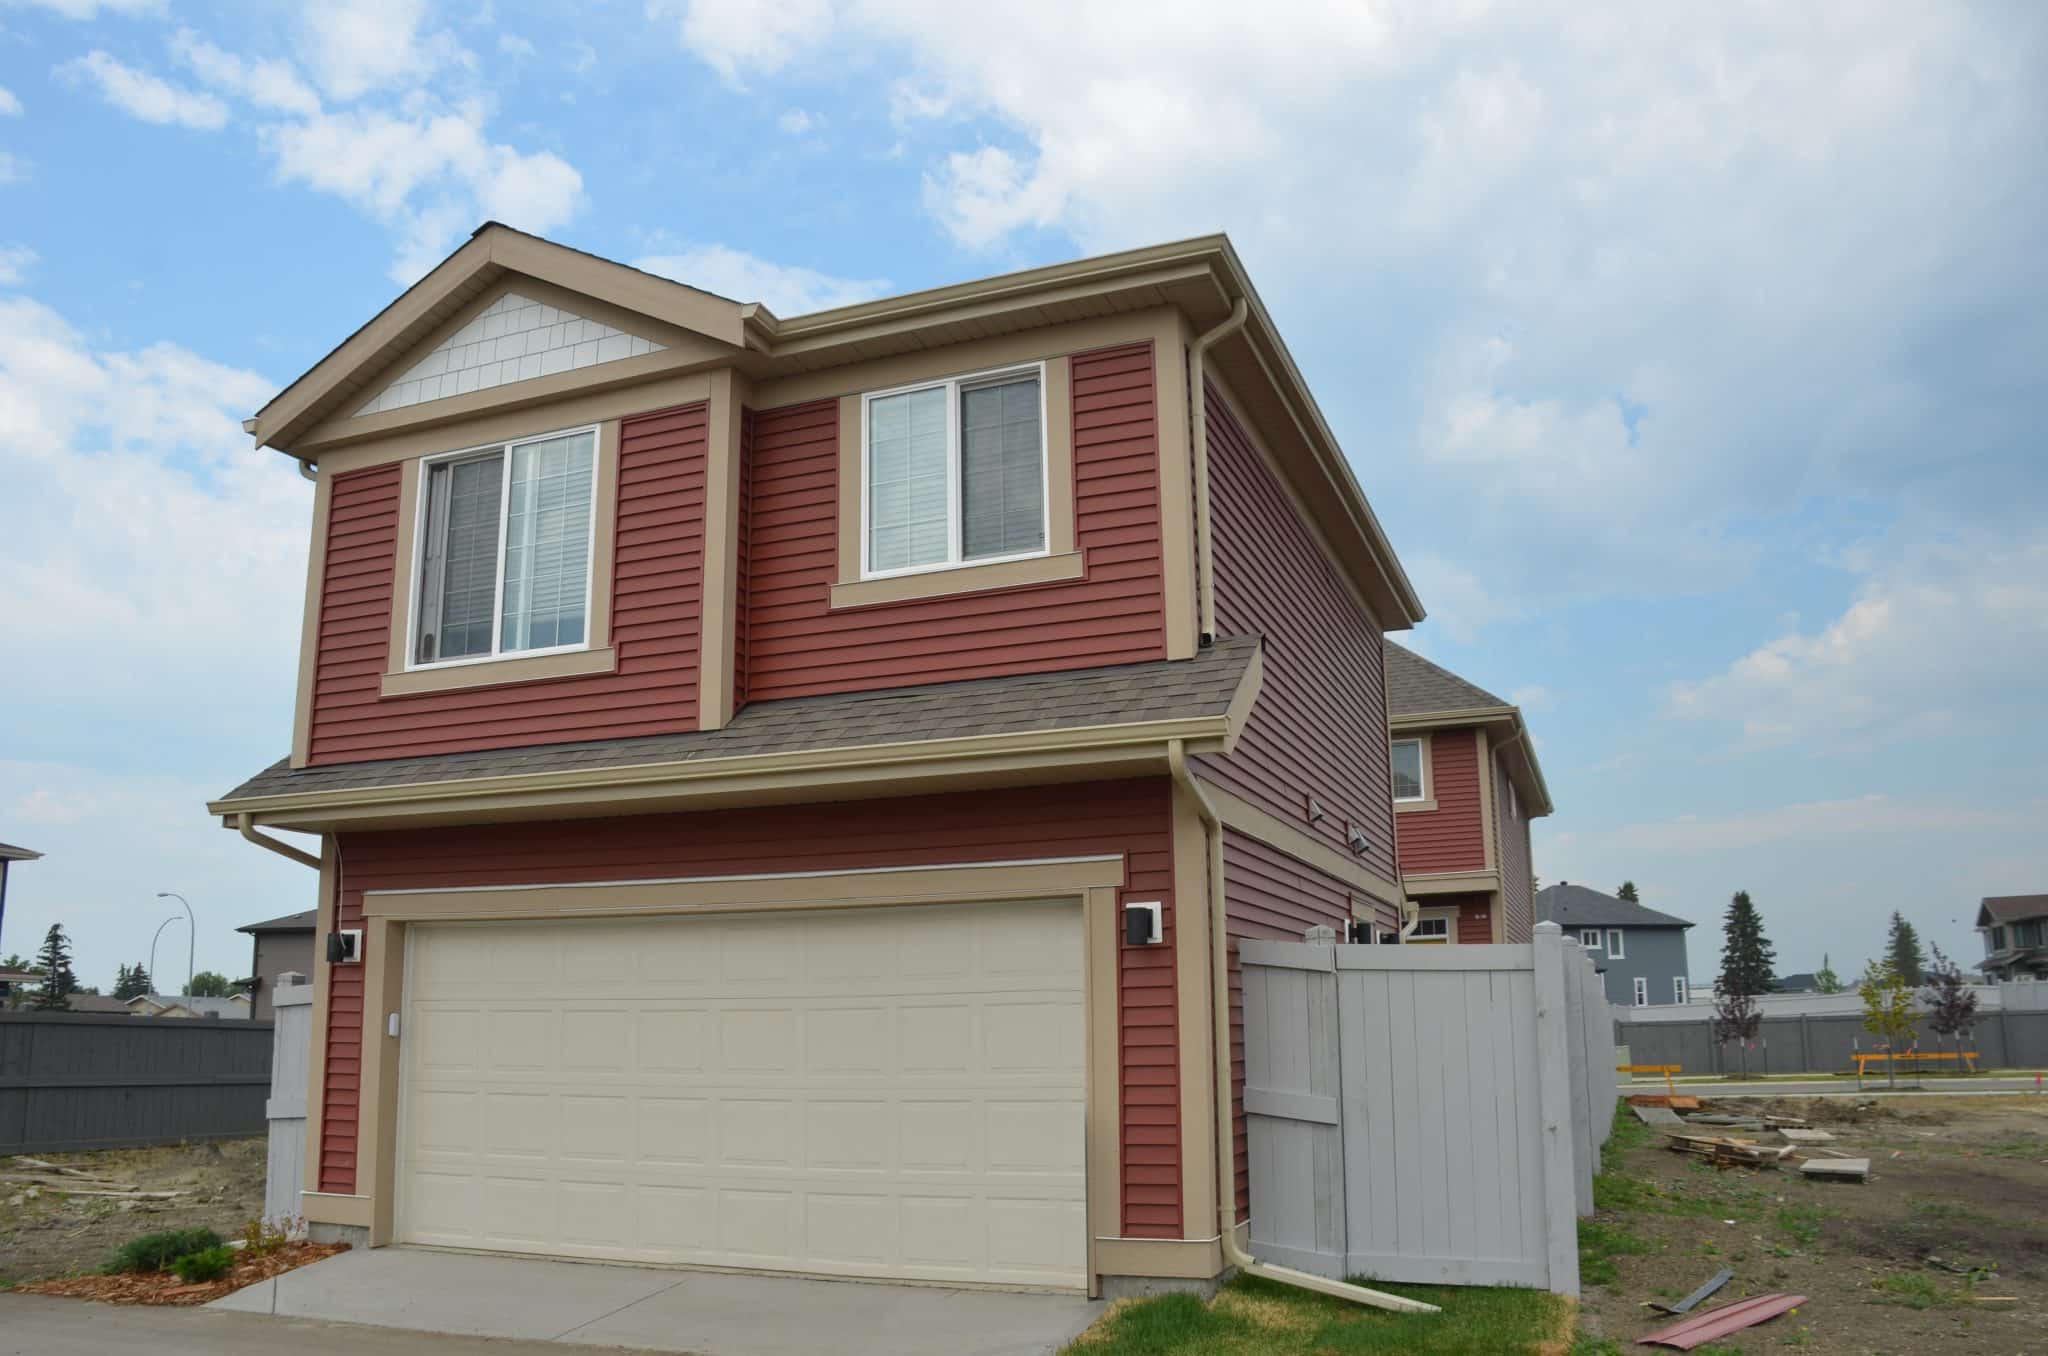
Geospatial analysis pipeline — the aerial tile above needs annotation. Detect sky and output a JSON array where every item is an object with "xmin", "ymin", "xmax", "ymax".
[{"xmin": 1, "ymin": 0, "xmax": 2043, "ymax": 996}]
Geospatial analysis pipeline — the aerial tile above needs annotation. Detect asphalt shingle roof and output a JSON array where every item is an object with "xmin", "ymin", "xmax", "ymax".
[
  {"xmin": 1536, "ymin": 882, "xmax": 1694, "ymax": 930},
  {"xmin": 1980, "ymin": 894, "xmax": 2048, "ymax": 924},
  {"xmin": 217, "ymin": 635, "xmax": 1261, "ymax": 805},
  {"xmin": 238, "ymin": 909, "xmax": 318, "ymax": 935},
  {"xmin": 1383, "ymin": 640, "xmax": 1509, "ymax": 717}
]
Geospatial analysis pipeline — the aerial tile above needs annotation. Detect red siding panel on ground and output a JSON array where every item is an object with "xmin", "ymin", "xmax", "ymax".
[
  {"xmin": 305, "ymin": 404, "xmax": 707, "ymax": 765},
  {"xmin": 1394, "ymin": 729, "xmax": 1486, "ymax": 874},
  {"xmin": 319, "ymin": 779, "xmax": 1183, "ymax": 1238},
  {"xmin": 740, "ymin": 343, "xmax": 1168, "ymax": 702},
  {"xmin": 1195, "ymin": 385, "xmax": 1396, "ymax": 883}
]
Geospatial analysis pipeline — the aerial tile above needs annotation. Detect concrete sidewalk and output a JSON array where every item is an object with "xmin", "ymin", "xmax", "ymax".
[{"xmin": 210, "ymin": 1247, "xmax": 1103, "ymax": 1356}]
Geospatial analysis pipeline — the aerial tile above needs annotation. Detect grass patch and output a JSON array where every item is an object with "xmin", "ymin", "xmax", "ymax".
[
  {"xmin": 1578, "ymin": 1219, "xmax": 1651, "ymax": 1287},
  {"xmin": 1869, "ymin": 1272, "xmax": 1968, "ymax": 1310},
  {"xmin": 1595, "ymin": 1172, "xmax": 1725, "ymax": 1218},
  {"xmin": 1978, "ymin": 1136, "xmax": 2048, "ymax": 1160},
  {"xmin": 1065, "ymin": 1274, "xmax": 1572, "ymax": 1355},
  {"xmin": 1774, "ymin": 1203, "xmax": 1828, "ymax": 1248}
]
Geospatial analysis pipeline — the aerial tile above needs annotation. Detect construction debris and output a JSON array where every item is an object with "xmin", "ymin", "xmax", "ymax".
[
  {"xmin": 1778, "ymin": 1128, "xmax": 1836, "ymax": 1144},
  {"xmin": 1632, "ymin": 1105, "xmax": 1688, "ymax": 1128},
  {"xmin": 1638, "ymin": 1293, "xmax": 1809, "ymax": 1350},
  {"xmin": 1649, "ymin": 1268, "xmax": 1734, "ymax": 1316},
  {"xmin": 1761, "ymin": 1114, "xmax": 1809, "ymax": 1128},
  {"xmin": 1686, "ymin": 1115, "xmax": 1766, "ymax": 1130},
  {"xmin": 1626, "ymin": 1095, "xmax": 1703, "ymax": 1112},
  {"xmin": 1799, "ymin": 1158, "xmax": 1870, "ymax": 1182},
  {"xmin": 0, "ymin": 1161, "xmax": 178, "ymax": 1199},
  {"xmin": 1666, "ymin": 1134, "xmax": 1772, "ymax": 1169}
]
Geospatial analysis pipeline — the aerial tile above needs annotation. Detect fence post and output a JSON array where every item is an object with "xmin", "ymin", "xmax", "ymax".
[{"xmin": 1530, "ymin": 923, "xmax": 1581, "ymax": 1295}]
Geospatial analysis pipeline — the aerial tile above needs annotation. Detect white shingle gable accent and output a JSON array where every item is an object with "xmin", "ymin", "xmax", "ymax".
[{"xmin": 355, "ymin": 292, "xmax": 666, "ymax": 416}]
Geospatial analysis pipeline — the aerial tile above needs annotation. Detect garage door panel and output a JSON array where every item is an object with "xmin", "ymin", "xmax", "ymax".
[{"xmin": 399, "ymin": 902, "xmax": 1086, "ymax": 1288}]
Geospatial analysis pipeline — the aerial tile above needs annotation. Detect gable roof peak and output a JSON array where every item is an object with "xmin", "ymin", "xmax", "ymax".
[{"xmin": 1382, "ymin": 639, "xmax": 1509, "ymax": 717}]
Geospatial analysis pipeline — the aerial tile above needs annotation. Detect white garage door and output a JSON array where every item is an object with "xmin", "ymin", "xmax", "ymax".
[{"xmin": 396, "ymin": 901, "xmax": 1087, "ymax": 1289}]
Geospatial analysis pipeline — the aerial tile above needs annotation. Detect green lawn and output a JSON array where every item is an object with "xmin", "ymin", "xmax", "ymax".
[{"xmin": 1063, "ymin": 1275, "xmax": 1574, "ymax": 1355}]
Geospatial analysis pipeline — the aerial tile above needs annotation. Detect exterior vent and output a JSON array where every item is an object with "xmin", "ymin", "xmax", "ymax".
[{"xmin": 1346, "ymin": 824, "xmax": 1369, "ymax": 856}]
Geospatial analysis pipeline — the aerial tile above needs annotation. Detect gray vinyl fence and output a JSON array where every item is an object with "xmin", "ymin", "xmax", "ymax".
[
  {"xmin": 0, "ymin": 1010, "xmax": 272, "ymax": 1154},
  {"xmin": 1241, "ymin": 922, "xmax": 1614, "ymax": 1295},
  {"xmin": 1616, "ymin": 1008, "xmax": 2048, "ymax": 1077},
  {"xmin": 264, "ymin": 976, "xmax": 313, "ymax": 1223}
]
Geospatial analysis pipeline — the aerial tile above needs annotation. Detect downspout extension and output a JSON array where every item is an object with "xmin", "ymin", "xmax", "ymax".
[
  {"xmin": 235, "ymin": 813, "xmax": 320, "ymax": 870},
  {"xmin": 298, "ymin": 460, "xmax": 318, "ymax": 483},
  {"xmin": 1189, "ymin": 299, "xmax": 1249, "ymax": 647},
  {"xmin": 1166, "ymin": 741, "xmax": 1440, "ymax": 1315}
]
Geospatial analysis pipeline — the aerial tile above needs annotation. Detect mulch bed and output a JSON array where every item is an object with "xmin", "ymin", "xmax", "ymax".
[{"xmin": 16, "ymin": 1242, "xmax": 348, "ymax": 1306}]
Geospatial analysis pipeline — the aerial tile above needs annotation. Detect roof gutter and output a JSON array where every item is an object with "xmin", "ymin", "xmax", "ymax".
[
  {"xmin": 235, "ymin": 813, "xmax": 320, "ymax": 870},
  {"xmin": 1190, "ymin": 298, "xmax": 1249, "ymax": 645}
]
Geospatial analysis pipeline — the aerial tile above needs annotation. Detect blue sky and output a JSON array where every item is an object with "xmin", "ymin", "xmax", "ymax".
[{"xmin": 2, "ymin": 0, "xmax": 2044, "ymax": 995}]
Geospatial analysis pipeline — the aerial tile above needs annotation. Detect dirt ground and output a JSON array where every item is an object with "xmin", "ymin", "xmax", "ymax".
[
  {"xmin": 0, "ymin": 1138, "xmax": 266, "ymax": 1285},
  {"xmin": 1578, "ymin": 1095, "xmax": 2048, "ymax": 1355}
]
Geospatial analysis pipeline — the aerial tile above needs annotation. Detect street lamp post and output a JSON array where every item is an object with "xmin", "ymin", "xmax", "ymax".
[
  {"xmin": 147, "ymin": 916, "xmax": 179, "ymax": 999},
  {"xmin": 156, "ymin": 892, "xmax": 194, "ymax": 997}
]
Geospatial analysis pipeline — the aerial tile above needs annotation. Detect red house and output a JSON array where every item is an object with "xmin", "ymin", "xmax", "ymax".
[
  {"xmin": 212, "ymin": 227, "xmax": 1427, "ymax": 1298},
  {"xmin": 1383, "ymin": 641, "xmax": 1551, "ymax": 946}
]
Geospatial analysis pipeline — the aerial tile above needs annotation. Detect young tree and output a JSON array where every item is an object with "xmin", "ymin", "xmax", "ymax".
[
  {"xmin": 29, "ymin": 924, "xmax": 79, "ymax": 1011},
  {"xmin": 1617, "ymin": 881, "xmax": 1640, "ymax": 903},
  {"xmin": 1714, "ymin": 891, "xmax": 1777, "ymax": 1077},
  {"xmin": 1713, "ymin": 988, "xmax": 1763, "ymax": 1077},
  {"xmin": 1858, "ymin": 959, "xmax": 1918, "ymax": 1089},
  {"xmin": 1921, "ymin": 945, "xmax": 1980, "ymax": 1064},
  {"xmin": 1814, "ymin": 953, "xmax": 1842, "ymax": 994},
  {"xmin": 1886, "ymin": 912, "xmax": 1928, "ymax": 986},
  {"xmin": 185, "ymin": 971, "xmax": 232, "ymax": 998},
  {"xmin": 112, "ymin": 962, "xmax": 152, "ymax": 1001}
]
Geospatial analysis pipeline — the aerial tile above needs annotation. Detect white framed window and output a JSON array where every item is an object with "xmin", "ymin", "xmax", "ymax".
[
  {"xmin": 1410, "ymin": 915, "xmax": 1451, "ymax": 944},
  {"xmin": 861, "ymin": 363, "xmax": 1048, "ymax": 579},
  {"xmin": 1390, "ymin": 739, "xmax": 1426, "ymax": 802},
  {"xmin": 1633, "ymin": 976, "xmax": 1649, "ymax": 1007},
  {"xmin": 1606, "ymin": 928, "xmax": 1625, "ymax": 959},
  {"xmin": 1673, "ymin": 977, "xmax": 1688, "ymax": 1005},
  {"xmin": 410, "ymin": 425, "xmax": 599, "ymax": 669},
  {"xmin": 1579, "ymin": 928, "xmax": 1602, "ymax": 950}
]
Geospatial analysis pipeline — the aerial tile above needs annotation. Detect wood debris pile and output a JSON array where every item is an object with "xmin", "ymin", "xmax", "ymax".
[{"xmin": 1, "ymin": 1156, "xmax": 183, "ymax": 1200}]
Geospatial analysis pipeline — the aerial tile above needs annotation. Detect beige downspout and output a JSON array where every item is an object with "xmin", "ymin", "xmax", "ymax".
[
  {"xmin": 236, "ymin": 813, "xmax": 320, "ymax": 870},
  {"xmin": 1190, "ymin": 299, "xmax": 1249, "ymax": 645},
  {"xmin": 1167, "ymin": 741, "xmax": 1440, "ymax": 1315}
]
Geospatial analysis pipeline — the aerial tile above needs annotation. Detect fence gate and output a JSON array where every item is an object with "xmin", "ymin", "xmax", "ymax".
[
  {"xmin": 1241, "ymin": 923, "xmax": 1614, "ymax": 1295},
  {"xmin": 264, "ymin": 976, "xmax": 312, "ymax": 1224}
]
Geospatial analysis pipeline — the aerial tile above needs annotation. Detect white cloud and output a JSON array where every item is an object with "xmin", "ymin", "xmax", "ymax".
[
  {"xmin": 0, "ymin": 86, "xmax": 21, "ymax": 117},
  {"xmin": 0, "ymin": 152, "xmax": 23, "ymax": 185},
  {"xmin": 651, "ymin": 0, "xmax": 832, "ymax": 86},
  {"xmin": 1669, "ymin": 534, "xmax": 2048, "ymax": 752},
  {"xmin": 1509, "ymin": 685, "xmax": 1555, "ymax": 712},
  {"xmin": 1550, "ymin": 794, "xmax": 2033, "ymax": 859},
  {"xmin": 59, "ymin": 51, "xmax": 230, "ymax": 130},
  {"xmin": 634, "ymin": 243, "xmax": 889, "ymax": 315},
  {"xmin": 170, "ymin": 29, "xmax": 322, "ymax": 116},
  {"xmin": 9, "ymin": 0, "xmax": 162, "ymax": 16},
  {"xmin": 498, "ymin": 33, "xmax": 537, "ymax": 60},
  {"xmin": 0, "ymin": 243, "xmax": 35, "ymax": 284},
  {"xmin": 776, "ymin": 107, "xmax": 814, "ymax": 135},
  {"xmin": 299, "ymin": 0, "xmax": 468, "ymax": 101}
]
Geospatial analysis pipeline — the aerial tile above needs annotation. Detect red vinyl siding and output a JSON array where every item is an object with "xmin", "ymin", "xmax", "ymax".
[
  {"xmin": 304, "ymin": 403, "xmax": 707, "ymax": 765},
  {"xmin": 740, "ymin": 342, "xmax": 1168, "ymax": 702},
  {"xmin": 1219, "ymin": 829, "xmax": 1396, "ymax": 1220},
  {"xmin": 1435, "ymin": 890, "xmax": 1495, "ymax": 945},
  {"xmin": 1393, "ymin": 729, "xmax": 1486, "ymax": 874},
  {"xmin": 1196, "ymin": 384, "xmax": 1396, "ymax": 882},
  {"xmin": 319, "ymin": 779, "xmax": 1184, "ymax": 1238}
]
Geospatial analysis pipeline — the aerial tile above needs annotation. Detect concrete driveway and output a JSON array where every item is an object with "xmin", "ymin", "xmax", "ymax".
[{"xmin": 209, "ymin": 1247, "xmax": 1103, "ymax": 1356}]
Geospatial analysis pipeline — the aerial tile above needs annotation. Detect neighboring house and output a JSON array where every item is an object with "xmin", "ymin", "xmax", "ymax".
[
  {"xmin": 237, "ymin": 908, "xmax": 317, "ymax": 1020},
  {"xmin": 0, "ymin": 967, "xmax": 36, "ymax": 1005},
  {"xmin": 67, "ymin": 994, "xmax": 137, "ymax": 1015},
  {"xmin": 1773, "ymin": 972, "xmax": 1822, "ymax": 994},
  {"xmin": 207, "ymin": 227, "xmax": 1430, "ymax": 1298},
  {"xmin": 1536, "ymin": 882, "xmax": 1694, "ymax": 1007},
  {"xmin": 0, "ymin": 839, "xmax": 41, "ymax": 959},
  {"xmin": 1978, "ymin": 894, "xmax": 2048, "ymax": 980},
  {"xmin": 1383, "ymin": 642, "xmax": 1551, "ymax": 946},
  {"xmin": 127, "ymin": 993, "xmax": 252, "ymax": 1019}
]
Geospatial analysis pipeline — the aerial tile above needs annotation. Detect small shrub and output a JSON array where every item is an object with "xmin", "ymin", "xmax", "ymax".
[
  {"xmin": 241, "ymin": 1216, "xmax": 292, "ymax": 1256},
  {"xmin": 170, "ymin": 1245, "xmax": 235, "ymax": 1284},
  {"xmin": 104, "ymin": 1228, "xmax": 224, "ymax": 1274}
]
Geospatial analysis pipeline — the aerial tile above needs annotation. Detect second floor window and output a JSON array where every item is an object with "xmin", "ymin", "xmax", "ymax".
[
  {"xmin": 413, "ymin": 427, "xmax": 598, "ymax": 666},
  {"xmin": 1390, "ymin": 739, "xmax": 1425, "ymax": 801},
  {"xmin": 863, "ymin": 365, "xmax": 1047, "ymax": 577}
]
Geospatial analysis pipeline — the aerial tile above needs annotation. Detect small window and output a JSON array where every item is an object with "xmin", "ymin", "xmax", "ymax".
[
  {"xmin": 1410, "ymin": 916, "xmax": 1450, "ymax": 944},
  {"xmin": 412, "ymin": 427, "xmax": 598, "ymax": 667},
  {"xmin": 1390, "ymin": 739, "xmax": 1425, "ymax": 802},
  {"xmin": 2018, "ymin": 920, "xmax": 2044, "ymax": 948},
  {"xmin": 1673, "ymin": 977, "xmax": 1688, "ymax": 1005},
  {"xmin": 1633, "ymin": 976, "xmax": 1649, "ymax": 1007},
  {"xmin": 1579, "ymin": 928, "xmax": 1602, "ymax": 950},
  {"xmin": 1991, "ymin": 926, "xmax": 2008, "ymax": 951},
  {"xmin": 1607, "ymin": 928, "xmax": 1625, "ymax": 960},
  {"xmin": 863, "ymin": 365, "xmax": 1047, "ymax": 577}
]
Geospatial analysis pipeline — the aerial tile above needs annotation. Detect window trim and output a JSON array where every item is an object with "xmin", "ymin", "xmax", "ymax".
[
  {"xmin": 858, "ymin": 361, "xmax": 1052, "ymax": 582},
  {"xmin": 1674, "ymin": 977, "xmax": 1688, "ymax": 1005},
  {"xmin": 1606, "ymin": 928, "xmax": 1625, "ymax": 960},
  {"xmin": 1579, "ymin": 928, "xmax": 1602, "ymax": 950},
  {"xmin": 403, "ymin": 423, "xmax": 604, "ymax": 674},
  {"xmin": 1389, "ymin": 737, "xmax": 1428, "ymax": 805},
  {"xmin": 1633, "ymin": 976, "xmax": 1649, "ymax": 1007}
]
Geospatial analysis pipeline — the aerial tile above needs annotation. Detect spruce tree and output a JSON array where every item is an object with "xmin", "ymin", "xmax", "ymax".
[
  {"xmin": 113, "ymin": 963, "xmax": 151, "ymax": 1001},
  {"xmin": 1617, "ymin": 881, "xmax": 1640, "ymax": 903},
  {"xmin": 1886, "ymin": 912, "xmax": 1927, "ymax": 986},
  {"xmin": 1714, "ymin": 891, "xmax": 1775, "ymax": 1077},
  {"xmin": 29, "ymin": 924, "xmax": 78, "ymax": 1011}
]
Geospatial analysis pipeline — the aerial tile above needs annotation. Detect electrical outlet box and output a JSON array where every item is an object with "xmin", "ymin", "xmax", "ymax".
[
  {"xmin": 1123, "ymin": 901, "xmax": 1163, "ymax": 946},
  {"xmin": 327, "ymin": 929, "xmax": 362, "ymax": 965}
]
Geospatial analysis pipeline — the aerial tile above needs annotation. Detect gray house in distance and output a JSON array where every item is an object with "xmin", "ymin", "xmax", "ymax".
[{"xmin": 1536, "ymin": 881, "xmax": 1694, "ymax": 1007}]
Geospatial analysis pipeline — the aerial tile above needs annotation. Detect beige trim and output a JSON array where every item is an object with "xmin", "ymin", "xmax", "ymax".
[
  {"xmin": 301, "ymin": 1192, "xmax": 372, "ymax": 1228},
  {"xmin": 1389, "ymin": 730, "xmax": 1435, "ymax": 814},
  {"xmin": 1152, "ymin": 310, "xmax": 1198, "ymax": 660},
  {"xmin": 1200, "ymin": 781, "xmax": 1402, "ymax": 905},
  {"xmin": 349, "ymin": 859, "xmax": 1133, "ymax": 1285},
  {"xmin": 827, "ymin": 354, "xmax": 1080, "ymax": 608},
  {"xmin": 1219, "ymin": 642, "xmax": 1264, "ymax": 756},
  {"xmin": 699, "ymin": 369, "xmax": 749, "ymax": 728},
  {"xmin": 377, "ymin": 418, "xmax": 620, "ymax": 696},
  {"xmin": 1402, "ymin": 869, "xmax": 1502, "ymax": 896},
  {"xmin": 300, "ymin": 836, "xmax": 335, "ymax": 1201},
  {"xmin": 1476, "ymin": 727, "xmax": 1498, "ymax": 874},
  {"xmin": 1092, "ymin": 1236, "xmax": 1224, "ymax": 1279},
  {"xmin": 314, "ymin": 373, "xmax": 713, "ymax": 477},
  {"xmin": 289, "ymin": 474, "xmax": 333, "ymax": 769},
  {"xmin": 829, "ymin": 552, "xmax": 1084, "ymax": 609},
  {"xmin": 1491, "ymin": 887, "xmax": 1506, "ymax": 945},
  {"xmin": 1171, "ymin": 782, "xmax": 1219, "ymax": 1245}
]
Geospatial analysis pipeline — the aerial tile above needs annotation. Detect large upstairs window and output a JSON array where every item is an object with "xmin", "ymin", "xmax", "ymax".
[{"xmin": 412, "ymin": 427, "xmax": 598, "ymax": 667}]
